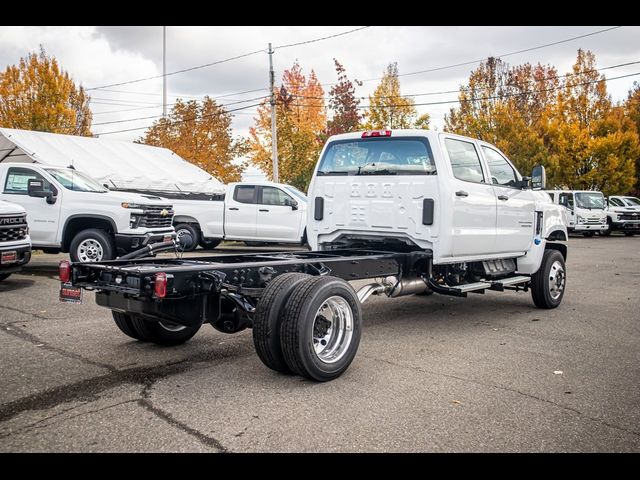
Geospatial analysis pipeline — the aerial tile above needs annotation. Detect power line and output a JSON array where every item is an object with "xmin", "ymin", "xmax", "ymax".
[
  {"xmin": 320, "ymin": 26, "xmax": 622, "ymax": 87},
  {"xmin": 92, "ymin": 95, "xmax": 269, "ymax": 126},
  {"xmin": 274, "ymin": 26, "xmax": 371, "ymax": 50},
  {"xmin": 86, "ymin": 48, "xmax": 266, "ymax": 91},
  {"xmin": 95, "ymin": 102, "xmax": 264, "ymax": 135},
  {"xmin": 291, "ymin": 59, "xmax": 640, "ymax": 101}
]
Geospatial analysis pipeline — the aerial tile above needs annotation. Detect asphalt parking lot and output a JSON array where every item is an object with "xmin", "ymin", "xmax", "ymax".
[{"xmin": 0, "ymin": 236, "xmax": 639, "ymax": 452}]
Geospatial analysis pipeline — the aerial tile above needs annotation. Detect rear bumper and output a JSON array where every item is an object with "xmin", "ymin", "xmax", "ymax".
[
  {"xmin": 0, "ymin": 244, "xmax": 32, "ymax": 273},
  {"xmin": 115, "ymin": 231, "xmax": 176, "ymax": 254}
]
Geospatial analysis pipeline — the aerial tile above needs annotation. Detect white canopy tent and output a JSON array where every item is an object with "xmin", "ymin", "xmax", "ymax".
[{"xmin": 0, "ymin": 128, "xmax": 226, "ymax": 195}]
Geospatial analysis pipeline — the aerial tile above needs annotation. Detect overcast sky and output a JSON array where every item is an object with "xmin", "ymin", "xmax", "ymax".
[{"xmin": 1, "ymin": 26, "xmax": 639, "ymax": 147}]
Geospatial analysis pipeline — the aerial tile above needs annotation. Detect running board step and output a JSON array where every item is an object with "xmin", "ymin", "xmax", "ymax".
[{"xmin": 427, "ymin": 275, "xmax": 531, "ymax": 297}]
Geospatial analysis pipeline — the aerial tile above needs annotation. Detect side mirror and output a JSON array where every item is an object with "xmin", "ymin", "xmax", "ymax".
[
  {"xmin": 103, "ymin": 183, "xmax": 111, "ymax": 190},
  {"xmin": 27, "ymin": 179, "xmax": 57, "ymax": 205},
  {"xmin": 531, "ymin": 165, "xmax": 546, "ymax": 190},
  {"xmin": 284, "ymin": 198, "xmax": 299, "ymax": 210}
]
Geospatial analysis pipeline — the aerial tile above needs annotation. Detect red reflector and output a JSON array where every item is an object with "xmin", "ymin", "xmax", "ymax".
[
  {"xmin": 361, "ymin": 130, "xmax": 392, "ymax": 138},
  {"xmin": 154, "ymin": 272, "xmax": 167, "ymax": 298},
  {"xmin": 59, "ymin": 260, "xmax": 71, "ymax": 283}
]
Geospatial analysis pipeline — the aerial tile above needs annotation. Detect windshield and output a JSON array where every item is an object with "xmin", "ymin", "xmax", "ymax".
[
  {"xmin": 623, "ymin": 197, "xmax": 640, "ymax": 206},
  {"xmin": 317, "ymin": 137, "xmax": 436, "ymax": 176},
  {"xmin": 284, "ymin": 186, "xmax": 307, "ymax": 202},
  {"xmin": 575, "ymin": 192, "xmax": 605, "ymax": 209},
  {"xmin": 45, "ymin": 168, "xmax": 108, "ymax": 193}
]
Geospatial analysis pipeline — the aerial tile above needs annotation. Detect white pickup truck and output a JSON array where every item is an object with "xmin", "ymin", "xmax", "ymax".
[
  {"xmin": 65, "ymin": 129, "xmax": 569, "ymax": 383},
  {"xmin": 604, "ymin": 195, "xmax": 640, "ymax": 236},
  {"xmin": 0, "ymin": 200, "xmax": 31, "ymax": 281},
  {"xmin": 545, "ymin": 189, "xmax": 608, "ymax": 236},
  {"xmin": 167, "ymin": 181, "xmax": 308, "ymax": 250},
  {"xmin": 0, "ymin": 163, "xmax": 175, "ymax": 262}
]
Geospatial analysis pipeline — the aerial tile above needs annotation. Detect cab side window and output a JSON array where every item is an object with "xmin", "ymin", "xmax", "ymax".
[
  {"xmin": 234, "ymin": 185, "xmax": 256, "ymax": 204},
  {"xmin": 559, "ymin": 193, "xmax": 574, "ymax": 209},
  {"xmin": 482, "ymin": 146, "xmax": 519, "ymax": 188},
  {"xmin": 444, "ymin": 138, "xmax": 485, "ymax": 183},
  {"xmin": 3, "ymin": 167, "xmax": 51, "ymax": 194},
  {"xmin": 260, "ymin": 187, "xmax": 293, "ymax": 206}
]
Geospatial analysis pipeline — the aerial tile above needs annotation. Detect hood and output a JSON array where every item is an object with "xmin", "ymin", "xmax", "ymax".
[
  {"xmin": 102, "ymin": 190, "xmax": 172, "ymax": 206},
  {"xmin": 0, "ymin": 200, "xmax": 26, "ymax": 215}
]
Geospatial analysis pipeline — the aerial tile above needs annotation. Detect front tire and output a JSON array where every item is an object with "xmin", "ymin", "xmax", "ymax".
[
  {"xmin": 531, "ymin": 249, "xmax": 566, "ymax": 309},
  {"xmin": 0, "ymin": 273, "xmax": 11, "ymax": 282},
  {"xmin": 69, "ymin": 229, "xmax": 115, "ymax": 262},
  {"xmin": 199, "ymin": 238, "xmax": 221, "ymax": 250},
  {"xmin": 280, "ymin": 276, "xmax": 362, "ymax": 382},
  {"xmin": 130, "ymin": 316, "xmax": 202, "ymax": 346},
  {"xmin": 253, "ymin": 272, "xmax": 311, "ymax": 374},
  {"xmin": 174, "ymin": 223, "xmax": 200, "ymax": 252},
  {"xmin": 624, "ymin": 232, "xmax": 636, "ymax": 237}
]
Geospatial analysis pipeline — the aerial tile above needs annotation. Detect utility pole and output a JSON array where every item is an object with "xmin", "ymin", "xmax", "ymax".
[
  {"xmin": 162, "ymin": 26, "xmax": 167, "ymax": 118},
  {"xmin": 268, "ymin": 43, "xmax": 279, "ymax": 183}
]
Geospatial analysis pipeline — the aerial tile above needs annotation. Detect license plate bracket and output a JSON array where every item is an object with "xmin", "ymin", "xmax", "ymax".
[{"xmin": 1, "ymin": 251, "xmax": 17, "ymax": 264}]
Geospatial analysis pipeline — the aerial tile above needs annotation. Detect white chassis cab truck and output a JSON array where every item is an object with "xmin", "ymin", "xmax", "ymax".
[
  {"xmin": 545, "ymin": 189, "xmax": 608, "ymax": 236},
  {"xmin": 0, "ymin": 163, "xmax": 176, "ymax": 262},
  {"xmin": 0, "ymin": 200, "xmax": 32, "ymax": 281},
  {"xmin": 63, "ymin": 130, "xmax": 568, "ymax": 383}
]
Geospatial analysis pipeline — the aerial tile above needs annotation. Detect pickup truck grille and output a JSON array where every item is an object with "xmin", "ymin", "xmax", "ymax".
[
  {"xmin": 139, "ymin": 205, "xmax": 174, "ymax": 228},
  {"xmin": 619, "ymin": 213, "xmax": 640, "ymax": 221},
  {"xmin": 0, "ymin": 215, "xmax": 28, "ymax": 242}
]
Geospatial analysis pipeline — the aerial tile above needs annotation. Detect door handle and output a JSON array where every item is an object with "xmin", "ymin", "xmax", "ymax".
[
  {"xmin": 229, "ymin": 207, "xmax": 239, "ymax": 211},
  {"xmin": 455, "ymin": 190, "xmax": 469, "ymax": 197},
  {"xmin": 259, "ymin": 209, "xmax": 269, "ymax": 212},
  {"xmin": 498, "ymin": 195, "xmax": 509, "ymax": 201}
]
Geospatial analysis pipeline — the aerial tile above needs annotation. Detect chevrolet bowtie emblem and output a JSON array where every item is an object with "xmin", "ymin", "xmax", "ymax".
[{"xmin": 160, "ymin": 209, "xmax": 169, "ymax": 216}]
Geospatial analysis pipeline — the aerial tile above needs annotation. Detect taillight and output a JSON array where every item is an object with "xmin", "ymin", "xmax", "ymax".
[
  {"xmin": 361, "ymin": 130, "xmax": 392, "ymax": 138},
  {"xmin": 59, "ymin": 260, "xmax": 71, "ymax": 283},
  {"xmin": 154, "ymin": 272, "xmax": 167, "ymax": 298}
]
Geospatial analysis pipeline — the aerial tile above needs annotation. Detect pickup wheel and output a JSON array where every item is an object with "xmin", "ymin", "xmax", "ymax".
[
  {"xmin": 624, "ymin": 232, "xmax": 636, "ymax": 237},
  {"xmin": 174, "ymin": 223, "xmax": 200, "ymax": 252},
  {"xmin": 531, "ymin": 249, "xmax": 566, "ymax": 309},
  {"xmin": 0, "ymin": 273, "xmax": 11, "ymax": 282},
  {"xmin": 253, "ymin": 272, "xmax": 311, "ymax": 374},
  {"xmin": 199, "ymin": 238, "xmax": 221, "ymax": 250},
  {"xmin": 130, "ymin": 316, "xmax": 202, "ymax": 346},
  {"xmin": 280, "ymin": 276, "xmax": 362, "ymax": 382},
  {"xmin": 70, "ymin": 229, "xmax": 115, "ymax": 262},
  {"xmin": 112, "ymin": 311, "xmax": 144, "ymax": 340}
]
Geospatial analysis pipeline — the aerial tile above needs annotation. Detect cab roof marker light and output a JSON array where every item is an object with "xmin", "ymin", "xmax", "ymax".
[{"xmin": 361, "ymin": 130, "xmax": 392, "ymax": 138}]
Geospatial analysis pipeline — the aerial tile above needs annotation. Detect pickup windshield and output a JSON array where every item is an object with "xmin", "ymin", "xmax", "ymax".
[
  {"xmin": 284, "ymin": 186, "xmax": 307, "ymax": 202},
  {"xmin": 46, "ymin": 168, "xmax": 108, "ymax": 193},
  {"xmin": 317, "ymin": 137, "xmax": 436, "ymax": 176},
  {"xmin": 623, "ymin": 196, "xmax": 640, "ymax": 206},
  {"xmin": 575, "ymin": 192, "xmax": 605, "ymax": 209}
]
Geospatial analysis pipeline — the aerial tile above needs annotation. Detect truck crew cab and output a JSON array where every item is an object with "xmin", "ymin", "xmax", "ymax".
[{"xmin": 62, "ymin": 130, "xmax": 568, "ymax": 382}]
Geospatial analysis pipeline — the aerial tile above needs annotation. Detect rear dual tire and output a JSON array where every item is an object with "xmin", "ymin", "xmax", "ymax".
[{"xmin": 111, "ymin": 311, "xmax": 201, "ymax": 346}]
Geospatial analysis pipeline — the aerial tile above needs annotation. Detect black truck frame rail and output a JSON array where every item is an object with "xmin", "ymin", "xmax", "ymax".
[{"xmin": 70, "ymin": 248, "xmax": 432, "ymax": 330}]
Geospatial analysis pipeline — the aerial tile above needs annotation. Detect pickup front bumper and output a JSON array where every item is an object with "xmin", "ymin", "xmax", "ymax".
[
  {"xmin": 115, "ymin": 231, "xmax": 176, "ymax": 254},
  {"xmin": 0, "ymin": 244, "xmax": 32, "ymax": 273}
]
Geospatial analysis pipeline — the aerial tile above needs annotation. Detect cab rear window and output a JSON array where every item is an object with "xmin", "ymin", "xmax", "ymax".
[{"xmin": 317, "ymin": 137, "xmax": 435, "ymax": 176}]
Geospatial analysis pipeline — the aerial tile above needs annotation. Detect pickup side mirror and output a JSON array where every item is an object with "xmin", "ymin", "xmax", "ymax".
[
  {"xmin": 27, "ymin": 179, "xmax": 57, "ymax": 205},
  {"xmin": 284, "ymin": 198, "xmax": 299, "ymax": 210},
  {"xmin": 530, "ymin": 165, "xmax": 546, "ymax": 190}
]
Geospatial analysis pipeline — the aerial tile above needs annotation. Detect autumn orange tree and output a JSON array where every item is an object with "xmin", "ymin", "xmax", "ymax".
[
  {"xmin": 364, "ymin": 62, "xmax": 418, "ymax": 129},
  {"xmin": 325, "ymin": 59, "xmax": 361, "ymax": 138},
  {"xmin": 624, "ymin": 82, "xmax": 640, "ymax": 194},
  {"xmin": 0, "ymin": 47, "xmax": 92, "ymax": 135},
  {"xmin": 249, "ymin": 61, "xmax": 326, "ymax": 190},
  {"xmin": 446, "ymin": 50, "xmax": 639, "ymax": 195},
  {"xmin": 140, "ymin": 97, "xmax": 247, "ymax": 183}
]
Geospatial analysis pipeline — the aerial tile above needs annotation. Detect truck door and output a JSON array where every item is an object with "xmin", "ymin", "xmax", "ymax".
[
  {"xmin": 256, "ymin": 186, "xmax": 301, "ymax": 242},
  {"xmin": 442, "ymin": 137, "xmax": 497, "ymax": 256},
  {"xmin": 1, "ymin": 166, "xmax": 62, "ymax": 246},
  {"xmin": 481, "ymin": 145, "xmax": 534, "ymax": 253},
  {"xmin": 558, "ymin": 192, "xmax": 575, "ymax": 228},
  {"xmin": 224, "ymin": 185, "xmax": 258, "ymax": 239}
]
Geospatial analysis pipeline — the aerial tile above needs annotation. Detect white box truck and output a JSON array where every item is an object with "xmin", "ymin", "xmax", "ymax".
[{"xmin": 545, "ymin": 189, "xmax": 608, "ymax": 236}]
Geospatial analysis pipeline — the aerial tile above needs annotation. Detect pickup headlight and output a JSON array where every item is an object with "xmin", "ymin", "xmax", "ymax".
[
  {"xmin": 121, "ymin": 202, "xmax": 143, "ymax": 209},
  {"xmin": 129, "ymin": 214, "xmax": 142, "ymax": 228}
]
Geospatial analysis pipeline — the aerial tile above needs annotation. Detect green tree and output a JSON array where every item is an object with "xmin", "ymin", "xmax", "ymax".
[
  {"xmin": 364, "ymin": 62, "xmax": 417, "ymax": 129},
  {"xmin": 140, "ymin": 97, "xmax": 247, "ymax": 183},
  {"xmin": 0, "ymin": 47, "xmax": 92, "ymax": 135},
  {"xmin": 249, "ymin": 61, "xmax": 326, "ymax": 190}
]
